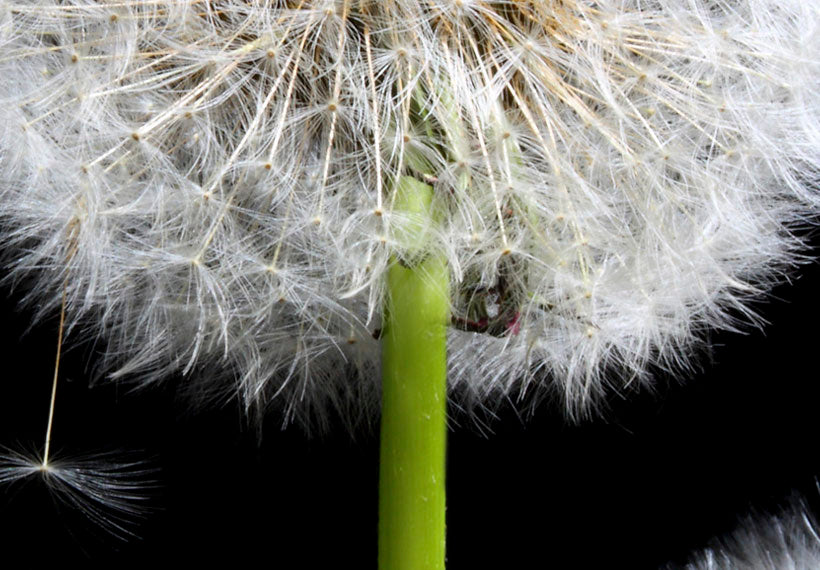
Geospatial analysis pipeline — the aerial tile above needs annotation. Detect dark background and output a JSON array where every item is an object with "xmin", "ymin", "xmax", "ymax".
[{"xmin": 1, "ymin": 238, "xmax": 819, "ymax": 567}]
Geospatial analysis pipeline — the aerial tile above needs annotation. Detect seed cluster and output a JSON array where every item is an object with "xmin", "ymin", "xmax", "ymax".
[{"xmin": 0, "ymin": 0, "xmax": 817, "ymax": 429}]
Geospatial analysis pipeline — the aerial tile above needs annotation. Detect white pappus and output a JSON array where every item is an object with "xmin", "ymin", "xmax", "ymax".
[
  {"xmin": 0, "ymin": 0, "xmax": 817, "ymax": 479},
  {"xmin": 667, "ymin": 493, "xmax": 820, "ymax": 570},
  {"xmin": 1, "ymin": 0, "xmax": 817, "ymax": 428},
  {"xmin": 0, "ymin": 0, "xmax": 818, "ymax": 558}
]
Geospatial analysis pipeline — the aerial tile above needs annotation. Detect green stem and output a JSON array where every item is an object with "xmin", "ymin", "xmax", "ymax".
[{"xmin": 379, "ymin": 176, "xmax": 449, "ymax": 570}]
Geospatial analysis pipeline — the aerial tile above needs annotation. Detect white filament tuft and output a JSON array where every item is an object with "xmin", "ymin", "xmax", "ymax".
[
  {"xmin": 0, "ymin": 1, "xmax": 817, "ymax": 428},
  {"xmin": 0, "ymin": 446, "xmax": 159, "ymax": 541},
  {"xmin": 668, "ymin": 494, "xmax": 820, "ymax": 570}
]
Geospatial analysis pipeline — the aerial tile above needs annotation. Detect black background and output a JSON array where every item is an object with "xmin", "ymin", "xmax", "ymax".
[{"xmin": 1, "ymin": 238, "xmax": 819, "ymax": 567}]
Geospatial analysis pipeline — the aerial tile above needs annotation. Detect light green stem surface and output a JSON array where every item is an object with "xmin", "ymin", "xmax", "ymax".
[{"xmin": 379, "ymin": 176, "xmax": 449, "ymax": 570}]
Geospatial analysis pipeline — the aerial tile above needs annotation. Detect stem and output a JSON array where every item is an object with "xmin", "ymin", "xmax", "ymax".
[
  {"xmin": 379, "ymin": 176, "xmax": 449, "ymax": 570},
  {"xmin": 43, "ymin": 280, "xmax": 68, "ymax": 468}
]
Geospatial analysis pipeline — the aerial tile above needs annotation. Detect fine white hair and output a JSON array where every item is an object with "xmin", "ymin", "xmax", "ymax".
[
  {"xmin": 0, "ymin": 0, "xmax": 818, "ymax": 430},
  {"xmin": 668, "ymin": 494, "xmax": 820, "ymax": 570}
]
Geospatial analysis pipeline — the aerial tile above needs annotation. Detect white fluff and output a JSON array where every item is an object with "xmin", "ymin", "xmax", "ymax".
[
  {"xmin": 0, "ymin": 0, "xmax": 818, "ymax": 429},
  {"xmin": 668, "ymin": 495, "xmax": 820, "ymax": 570},
  {"xmin": 0, "ymin": 447, "xmax": 157, "ymax": 540}
]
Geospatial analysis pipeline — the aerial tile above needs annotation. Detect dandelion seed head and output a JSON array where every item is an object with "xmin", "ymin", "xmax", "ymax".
[
  {"xmin": 0, "ymin": 0, "xmax": 818, "ymax": 429},
  {"xmin": 667, "ymin": 493, "xmax": 820, "ymax": 570}
]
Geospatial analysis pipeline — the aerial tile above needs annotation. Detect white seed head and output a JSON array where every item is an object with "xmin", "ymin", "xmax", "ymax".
[
  {"xmin": 668, "ymin": 493, "xmax": 820, "ymax": 569},
  {"xmin": 0, "ymin": 1, "xmax": 818, "ymax": 429}
]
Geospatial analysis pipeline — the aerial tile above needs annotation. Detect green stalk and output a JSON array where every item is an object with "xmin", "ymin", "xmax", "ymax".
[{"xmin": 379, "ymin": 176, "xmax": 449, "ymax": 570}]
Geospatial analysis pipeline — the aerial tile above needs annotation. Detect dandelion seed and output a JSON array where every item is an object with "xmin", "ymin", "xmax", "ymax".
[
  {"xmin": 0, "ymin": 245, "xmax": 157, "ymax": 542},
  {"xmin": 0, "ymin": 447, "xmax": 159, "ymax": 542}
]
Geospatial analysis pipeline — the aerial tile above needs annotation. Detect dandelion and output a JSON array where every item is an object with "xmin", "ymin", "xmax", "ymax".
[
  {"xmin": 0, "ymin": 0, "xmax": 817, "ymax": 566},
  {"xmin": 667, "ymin": 493, "xmax": 820, "ymax": 569}
]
